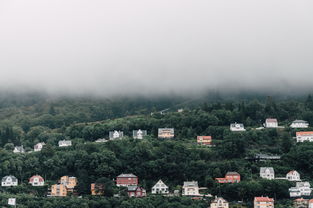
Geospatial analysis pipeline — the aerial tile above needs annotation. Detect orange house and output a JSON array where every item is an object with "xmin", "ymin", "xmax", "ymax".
[
  {"xmin": 51, "ymin": 184, "xmax": 68, "ymax": 197},
  {"xmin": 216, "ymin": 172, "xmax": 241, "ymax": 183},
  {"xmin": 91, "ymin": 183, "xmax": 105, "ymax": 195},
  {"xmin": 59, "ymin": 176, "xmax": 77, "ymax": 191},
  {"xmin": 197, "ymin": 136, "xmax": 212, "ymax": 146}
]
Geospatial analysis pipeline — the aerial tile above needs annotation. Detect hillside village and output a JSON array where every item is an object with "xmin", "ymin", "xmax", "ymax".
[{"xmin": 1, "ymin": 95, "xmax": 313, "ymax": 207}]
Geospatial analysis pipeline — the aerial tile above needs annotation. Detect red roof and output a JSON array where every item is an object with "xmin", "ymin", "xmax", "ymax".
[
  {"xmin": 296, "ymin": 131, "xmax": 313, "ymax": 136},
  {"xmin": 254, "ymin": 197, "xmax": 274, "ymax": 202},
  {"xmin": 29, "ymin": 175, "xmax": 44, "ymax": 182},
  {"xmin": 309, "ymin": 199, "xmax": 313, "ymax": 203}
]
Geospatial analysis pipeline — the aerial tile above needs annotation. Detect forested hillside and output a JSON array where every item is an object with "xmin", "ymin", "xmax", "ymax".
[{"xmin": 0, "ymin": 93, "xmax": 313, "ymax": 207}]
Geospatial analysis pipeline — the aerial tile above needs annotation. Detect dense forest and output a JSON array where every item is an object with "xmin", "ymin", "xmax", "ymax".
[{"xmin": 0, "ymin": 92, "xmax": 313, "ymax": 207}]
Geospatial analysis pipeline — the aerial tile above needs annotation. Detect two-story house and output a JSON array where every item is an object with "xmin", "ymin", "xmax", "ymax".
[
  {"xmin": 230, "ymin": 123, "xmax": 246, "ymax": 132},
  {"xmin": 254, "ymin": 196, "xmax": 274, "ymax": 208},
  {"xmin": 291, "ymin": 120, "xmax": 309, "ymax": 128},
  {"xmin": 2, "ymin": 175, "xmax": 18, "ymax": 187},
  {"xmin": 109, "ymin": 130, "xmax": 124, "ymax": 140},
  {"xmin": 264, "ymin": 118, "xmax": 278, "ymax": 128},
  {"xmin": 197, "ymin": 136, "xmax": 212, "ymax": 146},
  {"xmin": 210, "ymin": 197, "xmax": 229, "ymax": 208},
  {"xmin": 29, "ymin": 175, "xmax": 45, "ymax": 186},
  {"xmin": 158, "ymin": 128, "xmax": 174, "ymax": 139},
  {"xmin": 289, "ymin": 182, "xmax": 312, "ymax": 197},
  {"xmin": 133, "ymin": 129, "xmax": 147, "ymax": 139},
  {"xmin": 34, "ymin": 142, "xmax": 45, "ymax": 152},
  {"xmin": 286, "ymin": 170, "xmax": 301, "ymax": 181},
  {"xmin": 182, "ymin": 181, "xmax": 200, "ymax": 196},
  {"xmin": 116, "ymin": 174, "xmax": 138, "ymax": 187},
  {"xmin": 260, "ymin": 167, "xmax": 275, "ymax": 180},
  {"xmin": 296, "ymin": 131, "xmax": 313, "ymax": 142},
  {"xmin": 151, "ymin": 180, "xmax": 169, "ymax": 194},
  {"xmin": 216, "ymin": 172, "xmax": 241, "ymax": 183},
  {"xmin": 127, "ymin": 186, "xmax": 146, "ymax": 198}
]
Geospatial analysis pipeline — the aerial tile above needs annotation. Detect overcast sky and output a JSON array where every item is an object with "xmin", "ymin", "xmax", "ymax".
[{"xmin": 0, "ymin": 0, "xmax": 313, "ymax": 96}]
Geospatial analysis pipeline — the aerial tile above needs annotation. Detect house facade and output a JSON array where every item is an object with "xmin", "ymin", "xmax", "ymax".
[
  {"xmin": 293, "ymin": 198, "xmax": 308, "ymax": 208},
  {"xmin": 230, "ymin": 123, "xmax": 246, "ymax": 132},
  {"xmin": 58, "ymin": 140, "xmax": 72, "ymax": 147},
  {"xmin": 289, "ymin": 182, "xmax": 312, "ymax": 197},
  {"xmin": 158, "ymin": 128, "xmax": 174, "ymax": 139},
  {"xmin": 296, "ymin": 131, "xmax": 313, "ymax": 142},
  {"xmin": 151, "ymin": 180, "xmax": 169, "ymax": 194},
  {"xmin": 50, "ymin": 184, "xmax": 67, "ymax": 197},
  {"xmin": 216, "ymin": 172, "xmax": 241, "ymax": 183},
  {"xmin": 109, "ymin": 130, "xmax": 124, "ymax": 140},
  {"xmin": 260, "ymin": 167, "xmax": 275, "ymax": 180},
  {"xmin": 210, "ymin": 197, "xmax": 229, "ymax": 208},
  {"xmin": 286, "ymin": 170, "xmax": 301, "ymax": 181},
  {"xmin": 2, "ymin": 175, "xmax": 18, "ymax": 187},
  {"xmin": 59, "ymin": 176, "xmax": 77, "ymax": 191},
  {"xmin": 13, "ymin": 146, "xmax": 25, "ymax": 153},
  {"xmin": 133, "ymin": 129, "xmax": 147, "ymax": 139},
  {"xmin": 91, "ymin": 183, "xmax": 104, "ymax": 195},
  {"xmin": 291, "ymin": 120, "xmax": 309, "ymax": 128},
  {"xmin": 254, "ymin": 196, "xmax": 274, "ymax": 208},
  {"xmin": 127, "ymin": 186, "xmax": 146, "ymax": 198},
  {"xmin": 265, "ymin": 118, "xmax": 278, "ymax": 128},
  {"xmin": 197, "ymin": 136, "xmax": 212, "ymax": 146},
  {"xmin": 34, "ymin": 142, "xmax": 45, "ymax": 152},
  {"xmin": 116, "ymin": 174, "xmax": 138, "ymax": 187},
  {"xmin": 182, "ymin": 181, "xmax": 200, "ymax": 196},
  {"xmin": 29, "ymin": 175, "xmax": 44, "ymax": 186}
]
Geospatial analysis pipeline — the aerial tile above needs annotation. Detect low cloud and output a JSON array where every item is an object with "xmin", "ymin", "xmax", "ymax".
[{"xmin": 0, "ymin": 0, "xmax": 312, "ymax": 96}]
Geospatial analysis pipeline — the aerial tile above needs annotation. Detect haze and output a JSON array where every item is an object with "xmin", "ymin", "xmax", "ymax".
[{"xmin": 0, "ymin": 0, "xmax": 313, "ymax": 96}]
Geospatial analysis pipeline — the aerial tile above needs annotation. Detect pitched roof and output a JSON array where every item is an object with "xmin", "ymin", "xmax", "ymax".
[
  {"xmin": 29, "ymin": 175, "xmax": 44, "ymax": 182},
  {"xmin": 254, "ymin": 197, "xmax": 274, "ymax": 202},
  {"xmin": 292, "ymin": 120, "xmax": 308, "ymax": 123},
  {"xmin": 211, "ymin": 197, "xmax": 228, "ymax": 204},
  {"xmin": 287, "ymin": 170, "xmax": 299, "ymax": 175},
  {"xmin": 296, "ymin": 131, "xmax": 313, "ymax": 136},
  {"xmin": 127, "ymin": 185, "xmax": 138, "ymax": 191},
  {"xmin": 117, "ymin": 173, "xmax": 137, "ymax": 178},
  {"xmin": 2, "ymin": 175, "xmax": 18, "ymax": 182},
  {"xmin": 230, "ymin": 123, "xmax": 244, "ymax": 128},
  {"xmin": 260, "ymin": 167, "xmax": 274, "ymax": 174},
  {"xmin": 266, "ymin": 118, "xmax": 278, "ymax": 123}
]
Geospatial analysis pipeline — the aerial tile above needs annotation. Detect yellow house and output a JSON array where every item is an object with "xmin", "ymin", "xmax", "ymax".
[{"xmin": 51, "ymin": 184, "xmax": 67, "ymax": 197}]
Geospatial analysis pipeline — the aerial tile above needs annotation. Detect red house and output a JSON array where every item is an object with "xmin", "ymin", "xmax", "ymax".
[
  {"xmin": 116, "ymin": 174, "xmax": 138, "ymax": 187},
  {"xmin": 215, "ymin": 172, "xmax": 241, "ymax": 183},
  {"xmin": 197, "ymin": 136, "xmax": 212, "ymax": 146},
  {"xmin": 127, "ymin": 186, "xmax": 146, "ymax": 198}
]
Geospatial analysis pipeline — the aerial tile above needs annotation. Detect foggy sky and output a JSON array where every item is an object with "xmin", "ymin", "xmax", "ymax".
[{"xmin": 0, "ymin": 0, "xmax": 313, "ymax": 96}]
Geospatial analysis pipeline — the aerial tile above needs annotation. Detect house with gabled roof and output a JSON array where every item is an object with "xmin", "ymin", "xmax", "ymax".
[
  {"xmin": 127, "ymin": 186, "xmax": 146, "ymax": 197},
  {"xmin": 2, "ymin": 175, "xmax": 18, "ymax": 187},
  {"xmin": 109, "ymin": 130, "xmax": 123, "ymax": 140},
  {"xmin": 133, "ymin": 129, "xmax": 147, "ymax": 139},
  {"xmin": 151, "ymin": 180, "xmax": 169, "ymax": 194},
  {"xmin": 289, "ymin": 182, "xmax": 312, "ymax": 197},
  {"xmin": 158, "ymin": 128, "xmax": 174, "ymax": 139},
  {"xmin": 286, "ymin": 170, "xmax": 300, "ymax": 181},
  {"xmin": 260, "ymin": 167, "xmax": 275, "ymax": 180},
  {"xmin": 29, "ymin": 175, "xmax": 45, "ymax": 186},
  {"xmin": 58, "ymin": 140, "xmax": 72, "ymax": 147},
  {"xmin": 210, "ymin": 196, "xmax": 229, "ymax": 208},
  {"xmin": 197, "ymin": 136, "xmax": 212, "ymax": 146},
  {"xmin": 293, "ymin": 198, "xmax": 308, "ymax": 208}
]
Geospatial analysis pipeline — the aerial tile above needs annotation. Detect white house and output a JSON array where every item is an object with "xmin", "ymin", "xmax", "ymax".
[
  {"xmin": 260, "ymin": 167, "xmax": 275, "ymax": 180},
  {"xmin": 264, "ymin": 118, "xmax": 278, "ymax": 128},
  {"xmin": 34, "ymin": 142, "xmax": 45, "ymax": 152},
  {"xmin": 58, "ymin": 140, "xmax": 72, "ymax": 147},
  {"xmin": 296, "ymin": 131, "xmax": 313, "ymax": 142},
  {"xmin": 309, "ymin": 199, "xmax": 313, "ymax": 208},
  {"xmin": 289, "ymin": 182, "xmax": 312, "ymax": 197},
  {"xmin": 286, "ymin": 170, "xmax": 301, "ymax": 181},
  {"xmin": 133, "ymin": 129, "xmax": 147, "ymax": 139},
  {"xmin": 151, "ymin": 180, "xmax": 169, "ymax": 194},
  {"xmin": 95, "ymin": 138, "xmax": 107, "ymax": 143},
  {"xmin": 210, "ymin": 197, "xmax": 229, "ymax": 208},
  {"xmin": 109, "ymin": 131, "xmax": 123, "ymax": 140},
  {"xmin": 291, "ymin": 120, "xmax": 309, "ymax": 128},
  {"xmin": 230, "ymin": 123, "xmax": 246, "ymax": 132},
  {"xmin": 29, "ymin": 175, "xmax": 45, "ymax": 186},
  {"xmin": 13, "ymin": 146, "xmax": 25, "ymax": 153},
  {"xmin": 158, "ymin": 128, "xmax": 174, "ymax": 139},
  {"xmin": 182, "ymin": 181, "xmax": 200, "ymax": 196},
  {"xmin": 1, "ymin": 176, "xmax": 18, "ymax": 187}
]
